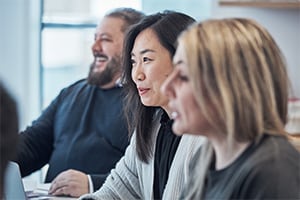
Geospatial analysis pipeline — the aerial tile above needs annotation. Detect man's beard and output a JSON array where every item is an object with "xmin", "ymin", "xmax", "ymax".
[{"xmin": 87, "ymin": 56, "xmax": 121, "ymax": 87}]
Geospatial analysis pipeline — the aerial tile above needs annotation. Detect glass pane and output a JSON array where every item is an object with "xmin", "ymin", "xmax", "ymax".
[{"xmin": 42, "ymin": 28, "xmax": 94, "ymax": 107}]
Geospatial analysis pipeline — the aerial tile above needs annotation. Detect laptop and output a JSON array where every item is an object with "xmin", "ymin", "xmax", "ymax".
[
  {"xmin": 3, "ymin": 162, "xmax": 74, "ymax": 200},
  {"xmin": 4, "ymin": 162, "xmax": 76, "ymax": 200},
  {"xmin": 3, "ymin": 161, "xmax": 28, "ymax": 200}
]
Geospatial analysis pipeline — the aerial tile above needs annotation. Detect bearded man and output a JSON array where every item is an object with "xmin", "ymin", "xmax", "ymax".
[{"xmin": 14, "ymin": 8, "xmax": 144, "ymax": 198}]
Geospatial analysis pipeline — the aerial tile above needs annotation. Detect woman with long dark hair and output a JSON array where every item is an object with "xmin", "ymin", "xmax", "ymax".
[{"xmin": 80, "ymin": 11, "xmax": 204, "ymax": 200}]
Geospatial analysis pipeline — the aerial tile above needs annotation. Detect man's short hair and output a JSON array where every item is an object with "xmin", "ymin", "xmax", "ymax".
[{"xmin": 105, "ymin": 7, "xmax": 145, "ymax": 32}]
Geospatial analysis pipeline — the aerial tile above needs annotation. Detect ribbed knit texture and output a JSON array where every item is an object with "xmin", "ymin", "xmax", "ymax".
[{"xmin": 79, "ymin": 115, "xmax": 205, "ymax": 200}]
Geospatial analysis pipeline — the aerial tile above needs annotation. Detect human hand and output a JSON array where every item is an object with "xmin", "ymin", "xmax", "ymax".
[{"xmin": 48, "ymin": 169, "xmax": 89, "ymax": 197}]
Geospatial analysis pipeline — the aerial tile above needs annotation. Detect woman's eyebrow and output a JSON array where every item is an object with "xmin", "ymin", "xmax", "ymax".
[
  {"xmin": 131, "ymin": 49, "xmax": 155, "ymax": 57},
  {"xmin": 140, "ymin": 49, "xmax": 155, "ymax": 55}
]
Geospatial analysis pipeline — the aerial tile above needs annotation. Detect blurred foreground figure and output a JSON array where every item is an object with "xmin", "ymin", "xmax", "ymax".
[
  {"xmin": 162, "ymin": 18, "xmax": 300, "ymax": 199},
  {"xmin": 0, "ymin": 83, "xmax": 19, "ymax": 199}
]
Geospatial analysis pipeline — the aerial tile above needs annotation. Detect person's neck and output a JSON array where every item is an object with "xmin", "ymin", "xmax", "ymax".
[
  {"xmin": 99, "ymin": 75, "xmax": 120, "ymax": 89},
  {"xmin": 210, "ymin": 135, "xmax": 250, "ymax": 170},
  {"xmin": 99, "ymin": 81, "xmax": 116, "ymax": 89}
]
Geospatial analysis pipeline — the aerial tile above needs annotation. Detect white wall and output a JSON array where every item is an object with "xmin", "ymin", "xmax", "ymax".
[
  {"xmin": 0, "ymin": 0, "xmax": 41, "ymax": 130},
  {"xmin": 211, "ymin": 0, "xmax": 300, "ymax": 97}
]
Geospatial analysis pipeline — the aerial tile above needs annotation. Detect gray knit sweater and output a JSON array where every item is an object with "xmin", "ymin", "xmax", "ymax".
[{"xmin": 79, "ymin": 118, "xmax": 205, "ymax": 200}]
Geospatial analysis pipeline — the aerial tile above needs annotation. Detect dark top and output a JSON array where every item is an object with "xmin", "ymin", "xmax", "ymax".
[
  {"xmin": 14, "ymin": 79, "xmax": 129, "ymax": 191},
  {"xmin": 153, "ymin": 111, "xmax": 181, "ymax": 199},
  {"xmin": 202, "ymin": 135, "xmax": 300, "ymax": 199}
]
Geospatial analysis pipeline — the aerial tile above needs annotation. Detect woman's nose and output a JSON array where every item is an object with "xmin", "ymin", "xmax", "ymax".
[
  {"xmin": 132, "ymin": 65, "xmax": 145, "ymax": 82},
  {"xmin": 137, "ymin": 73, "xmax": 145, "ymax": 81}
]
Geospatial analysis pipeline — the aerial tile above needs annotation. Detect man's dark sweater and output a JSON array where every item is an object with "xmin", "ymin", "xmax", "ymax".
[{"xmin": 15, "ymin": 79, "xmax": 129, "ymax": 191}]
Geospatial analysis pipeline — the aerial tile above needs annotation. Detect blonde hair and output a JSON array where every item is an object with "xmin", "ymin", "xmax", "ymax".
[{"xmin": 179, "ymin": 18, "xmax": 290, "ymax": 199}]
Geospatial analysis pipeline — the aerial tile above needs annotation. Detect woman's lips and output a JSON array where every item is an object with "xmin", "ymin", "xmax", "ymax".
[{"xmin": 138, "ymin": 87, "xmax": 150, "ymax": 95}]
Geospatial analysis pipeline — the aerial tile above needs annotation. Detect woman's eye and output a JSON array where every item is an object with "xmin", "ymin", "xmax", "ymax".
[
  {"xmin": 143, "ymin": 57, "xmax": 152, "ymax": 62},
  {"xmin": 131, "ymin": 59, "xmax": 136, "ymax": 65}
]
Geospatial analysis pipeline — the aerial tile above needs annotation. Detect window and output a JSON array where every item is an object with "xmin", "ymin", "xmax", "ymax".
[
  {"xmin": 41, "ymin": 0, "xmax": 211, "ymax": 108},
  {"xmin": 42, "ymin": 0, "xmax": 142, "ymax": 107}
]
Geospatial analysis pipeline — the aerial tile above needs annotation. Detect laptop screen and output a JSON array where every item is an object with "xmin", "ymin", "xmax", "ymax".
[{"xmin": 4, "ymin": 161, "xmax": 27, "ymax": 200}]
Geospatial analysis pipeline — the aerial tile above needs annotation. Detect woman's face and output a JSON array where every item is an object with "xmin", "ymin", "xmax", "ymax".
[
  {"xmin": 161, "ymin": 42, "xmax": 210, "ymax": 136},
  {"xmin": 131, "ymin": 28, "xmax": 173, "ymax": 109}
]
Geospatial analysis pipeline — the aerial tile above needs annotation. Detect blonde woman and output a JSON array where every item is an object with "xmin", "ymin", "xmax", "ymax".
[{"xmin": 162, "ymin": 18, "xmax": 300, "ymax": 199}]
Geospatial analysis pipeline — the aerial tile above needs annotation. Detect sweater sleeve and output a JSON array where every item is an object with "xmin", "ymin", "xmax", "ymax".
[
  {"xmin": 13, "ymin": 93, "xmax": 61, "ymax": 177},
  {"xmin": 13, "ymin": 84, "xmax": 73, "ymax": 177},
  {"xmin": 79, "ymin": 134, "xmax": 142, "ymax": 200}
]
